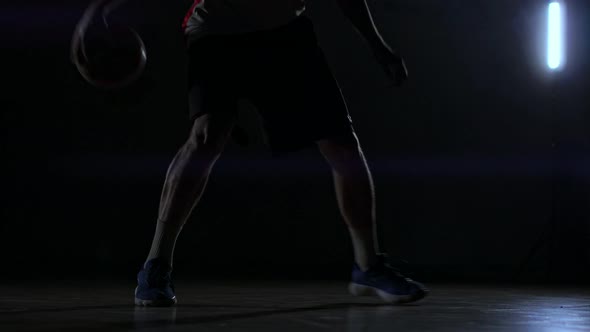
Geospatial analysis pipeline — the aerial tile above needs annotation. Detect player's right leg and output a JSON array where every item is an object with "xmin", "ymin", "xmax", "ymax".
[
  {"xmin": 135, "ymin": 32, "xmax": 241, "ymax": 306},
  {"xmin": 135, "ymin": 112, "xmax": 235, "ymax": 307}
]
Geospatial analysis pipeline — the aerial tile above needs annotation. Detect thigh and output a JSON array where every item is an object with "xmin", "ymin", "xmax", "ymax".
[
  {"xmin": 187, "ymin": 112, "xmax": 236, "ymax": 154},
  {"xmin": 244, "ymin": 20, "xmax": 355, "ymax": 155},
  {"xmin": 254, "ymin": 46, "xmax": 353, "ymax": 154},
  {"xmin": 187, "ymin": 36, "xmax": 241, "ymax": 122}
]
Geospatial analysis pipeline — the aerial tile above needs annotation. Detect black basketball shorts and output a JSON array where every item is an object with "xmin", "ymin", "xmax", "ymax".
[{"xmin": 186, "ymin": 16, "xmax": 355, "ymax": 156}]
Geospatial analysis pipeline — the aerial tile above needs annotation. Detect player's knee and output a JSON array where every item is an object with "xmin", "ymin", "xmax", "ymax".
[
  {"xmin": 184, "ymin": 131, "xmax": 224, "ymax": 159},
  {"xmin": 319, "ymin": 133, "xmax": 365, "ymax": 173},
  {"xmin": 185, "ymin": 115, "xmax": 233, "ymax": 157}
]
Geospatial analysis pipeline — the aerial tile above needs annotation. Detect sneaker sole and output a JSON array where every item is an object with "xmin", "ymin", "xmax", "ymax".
[
  {"xmin": 134, "ymin": 297, "xmax": 177, "ymax": 307},
  {"xmin": 348, "ymin": 282, "xmax": 428, "ymax": 304},
  {"xmin": 134, "ymin": 287, "xmax": 178, "ymax": 307}
]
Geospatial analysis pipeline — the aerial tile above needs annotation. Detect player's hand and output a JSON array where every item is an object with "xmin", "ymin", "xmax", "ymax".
[{"xmin": 373, "ymin": 44, "xmax": 408, "ymax": 86}]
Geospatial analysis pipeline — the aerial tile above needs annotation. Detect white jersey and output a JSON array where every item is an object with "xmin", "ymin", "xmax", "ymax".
[{"xmin": 183, "ymin": 0, "xmax": 306, "ymax": 42}]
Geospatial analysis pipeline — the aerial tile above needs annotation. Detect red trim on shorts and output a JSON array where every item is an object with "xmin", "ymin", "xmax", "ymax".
[{"xmin": 182, "ymin": 0, "xmax": 202, "ymax": 31}]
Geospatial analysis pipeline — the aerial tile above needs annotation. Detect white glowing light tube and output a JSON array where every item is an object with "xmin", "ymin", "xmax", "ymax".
[{"xmin": 547, "ymin": 2, "xmax": 564, "ymax": 70}]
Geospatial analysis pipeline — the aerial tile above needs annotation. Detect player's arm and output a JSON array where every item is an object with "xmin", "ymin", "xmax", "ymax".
[{"xmin": 335, "ymin": 0, "xmax": 408, "ymax": 85}]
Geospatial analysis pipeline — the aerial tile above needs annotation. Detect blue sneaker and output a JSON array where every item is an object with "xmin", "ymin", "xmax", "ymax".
[
  {"xmin": 349, "ymin": 256, "xmax": 429, "ymax": 304},
  {"xmin": 135, "ymin": 258, "xmax": 177, "ymax": 306}
]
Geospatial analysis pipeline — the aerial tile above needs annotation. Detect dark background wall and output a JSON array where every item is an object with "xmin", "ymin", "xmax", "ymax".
[{"xmin": 2, "ymin": 0, "xmax": 589, "ymax": 282}]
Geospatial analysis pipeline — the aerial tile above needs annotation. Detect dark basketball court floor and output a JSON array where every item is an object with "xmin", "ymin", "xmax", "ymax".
[{"xmin": 2, "ymin": 281, "xmax": 589, "ymax": 331}]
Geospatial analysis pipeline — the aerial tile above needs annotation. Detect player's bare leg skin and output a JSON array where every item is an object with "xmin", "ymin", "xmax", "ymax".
[
  {"xmin": 135, "ymin": 114, "xmax": 234, "ymax": 306},
  {"xmin": 147, "ymin": 113, "xmax": 235, "ymax": 264},
  {"xmin": 317, "ymin": 132, "xmax": 378, "ymax": 271},
  {"xmin": 319, "ymin": 132, "xmax": 428, "ymax": 303},
  {"xmin": 158, "ymin": 114, "xmax": 235, "ymax": 229}
]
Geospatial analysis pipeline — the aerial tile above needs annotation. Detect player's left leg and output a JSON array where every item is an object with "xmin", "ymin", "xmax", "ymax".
[
  {"xmin": 317, "ymin": 133, "xmax": 378, "ymax": 270},
  {"xmin": 318, "ymin": 134, "xmax": 429, "ymax": 304},
  {"xmin": 238, "ymin": 14, "xmax": 427, "ymax": 303}
]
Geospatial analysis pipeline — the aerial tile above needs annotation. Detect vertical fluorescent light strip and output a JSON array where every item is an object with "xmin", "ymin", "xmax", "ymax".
[{"xmin": 547, "ymin": 2, "xmax": 563, "ymax": 70}]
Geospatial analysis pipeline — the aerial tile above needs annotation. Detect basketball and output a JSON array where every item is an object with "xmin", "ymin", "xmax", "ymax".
[{"xmin": 72, "ymin": 22, "xmax": 147, "ymax": 89}]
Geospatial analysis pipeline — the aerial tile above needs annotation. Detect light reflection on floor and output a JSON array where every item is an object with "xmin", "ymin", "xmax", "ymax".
[{"xmin": 1, "ymin": 282, "xmax": 589, "ymax": 331}]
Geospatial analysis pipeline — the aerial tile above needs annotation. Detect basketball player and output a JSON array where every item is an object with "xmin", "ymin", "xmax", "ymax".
[{"xmin": 74, "ymin": 0, "xmax": 428, "ymax": 306}]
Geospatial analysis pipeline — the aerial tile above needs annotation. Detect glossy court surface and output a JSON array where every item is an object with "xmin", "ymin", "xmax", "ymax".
[{"xmin": 1, "ymin": 281, "xmax": 589, "ymax": 331}]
